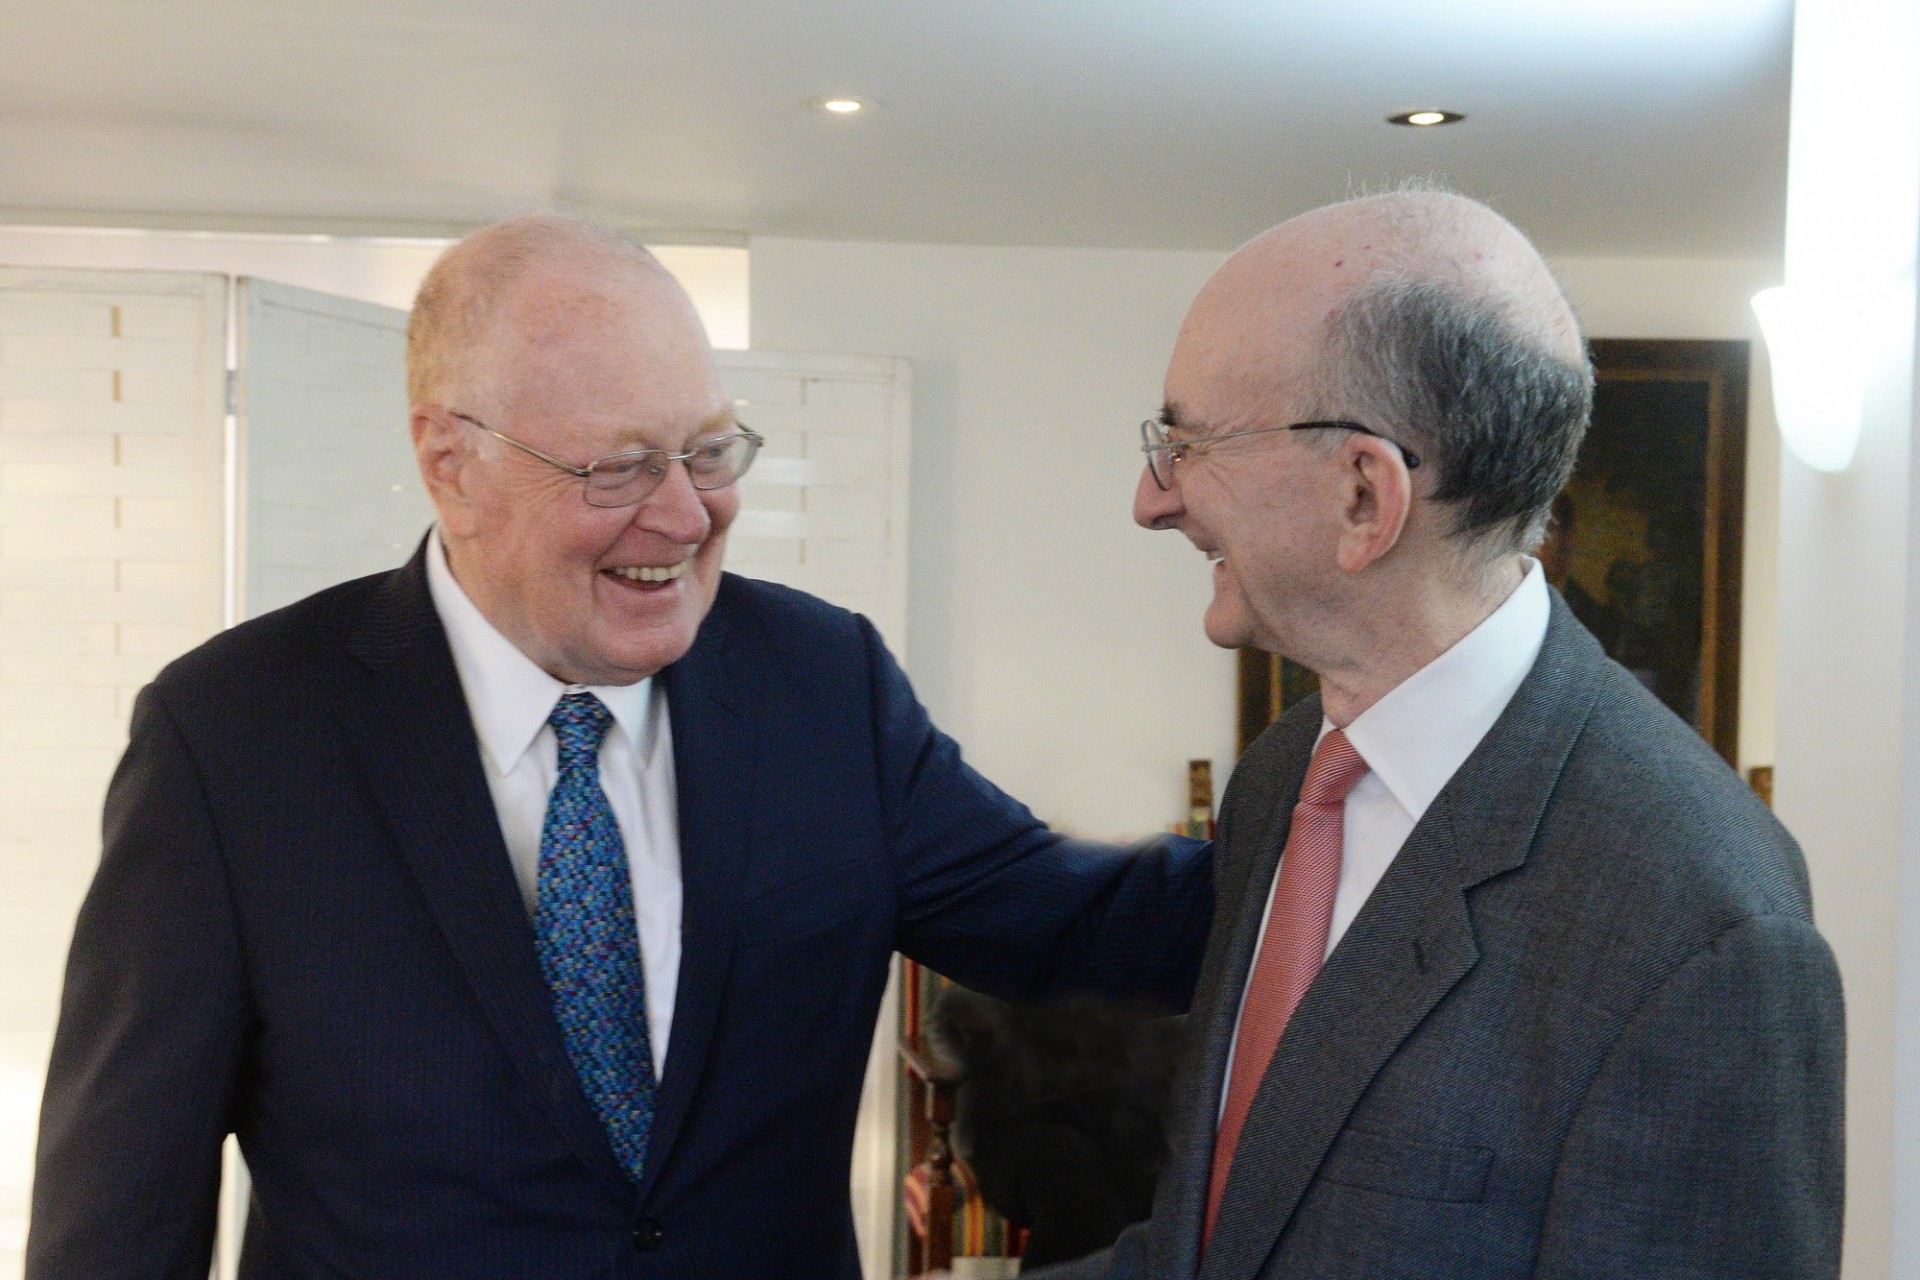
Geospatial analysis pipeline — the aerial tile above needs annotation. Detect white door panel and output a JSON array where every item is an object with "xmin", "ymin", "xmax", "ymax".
[
  {"xmin": 718, "ymin": 351, "xmax": 911, "ymax": 661},
  {"xmin": 0, "ymin": 266, "xmax": 228, "ymax": 1280},
  {"xmin": 234, "ymin": 279, "xmax": 426, "ymax": 620}
]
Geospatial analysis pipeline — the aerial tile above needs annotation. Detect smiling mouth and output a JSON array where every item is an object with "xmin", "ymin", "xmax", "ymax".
[{"xmin": 607, "ymin": 560, "xmax": 691, "ymax": 584}]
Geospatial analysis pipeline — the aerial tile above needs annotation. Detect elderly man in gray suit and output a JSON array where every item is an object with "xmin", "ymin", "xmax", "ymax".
[{"xmin": 1055, "ymin": 191, "xmax": 1846, "ymax": 1278}]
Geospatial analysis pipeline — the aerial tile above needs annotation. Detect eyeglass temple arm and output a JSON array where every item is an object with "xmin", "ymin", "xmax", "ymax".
[
  {"xmin": 449, "ymin": 411, "xmax": 594, "ymax": 478},
  {"xmin": 453, "ymin": 409, "xmax": 762, "ymax": 476}
]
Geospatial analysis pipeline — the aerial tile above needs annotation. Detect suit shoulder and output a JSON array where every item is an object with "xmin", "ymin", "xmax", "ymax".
[
  {"xmin": 709, "ymin": 572, "xmax": 876, "ymax": 654},
  {"xmin": 713, "ymin": 571, "xmax": 862, "ymax": 625},
  {"xmin": 1556, "ymin": 664, "xmax": 1811, "ymax": 922},
  {"xmin": 146, "ymin": 568, "xmax": 394, "ymax": 704}
]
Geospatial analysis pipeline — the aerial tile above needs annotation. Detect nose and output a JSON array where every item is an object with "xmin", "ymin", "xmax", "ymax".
[
  {"xmin": 631, "ymin": 459, "xmax": 713, "ymax": 546},
  {"xmin": 1134, "ymin": 462, "xmax": 1184, "ymax": 531}
]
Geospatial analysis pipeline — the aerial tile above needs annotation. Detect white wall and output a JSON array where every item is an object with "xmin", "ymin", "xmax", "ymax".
[
  {"xmin": 751, "ymin": 238, "xmax": 1787, "ymax": 838},
  {"xmin": 1771, "ymin": 290, "xmax": 1916, "ymax": 1280},
  {"xmin": 1776, "ymin": 301, "xmax": 1916, "ymax": 1280},
  {"xmin": 751, "ymin": 239, "xmax": 1230, "ymax": 839},
  {"xmin": 1902, "ymin": 241, "xmax": 1920, "ymax": 1280},
  {"xmin": 1766, "ymin": 0, "xmax": 1920, "ymax": 1272}
]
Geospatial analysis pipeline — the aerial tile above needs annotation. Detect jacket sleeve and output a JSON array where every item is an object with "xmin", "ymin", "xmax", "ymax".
[
  {"xmin": 1020, "ymin": 1225, "xmax": 1143, "ymax": 1280},
  {"xmin": 1532, "ymin": 912, "xmax": 1845, "ymax": 1280},
  {"xmin": 27, "ymin": 684, "xmax": 250, "ymax": 1279},
  {"xmin": 862, "ymin": 614, "xmax": 1212, "ymax": 1010}
]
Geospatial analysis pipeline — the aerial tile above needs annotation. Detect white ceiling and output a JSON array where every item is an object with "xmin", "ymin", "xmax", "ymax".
[{"xmin": 0, "ymin": 0, "xmax": 1794, "ymax": 257}]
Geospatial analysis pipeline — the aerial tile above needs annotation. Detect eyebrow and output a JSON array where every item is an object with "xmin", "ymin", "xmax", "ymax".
[
  {"xmin": 601, "ymin": 411, "xmax": 743, "ymax": 457},
  {"xmin": 1158, "ymin": 403, "xmax": 1181, "ymax": 430},
  {"xmin": 666, "ymin": 411, "xmax": 745, "ymax": 447}
]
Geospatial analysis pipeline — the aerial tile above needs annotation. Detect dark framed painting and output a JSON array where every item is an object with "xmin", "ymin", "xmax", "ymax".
[{"xmin": 1237, "ymin": 338, "xmax": 1749, "ymax": 766}]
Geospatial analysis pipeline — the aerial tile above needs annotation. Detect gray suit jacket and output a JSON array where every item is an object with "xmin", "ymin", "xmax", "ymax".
[{"xmin": 1051, "ymin": 596, "xmax": 1844, "ymax": 1279}]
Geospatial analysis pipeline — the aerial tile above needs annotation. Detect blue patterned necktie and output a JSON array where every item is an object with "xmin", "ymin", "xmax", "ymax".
[{"xmin": 536, "ymin": 691, "xmax": 657, "ymax": 1183}]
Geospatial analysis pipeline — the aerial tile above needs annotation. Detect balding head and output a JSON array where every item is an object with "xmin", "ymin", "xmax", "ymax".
[
  {"xmin": 1206, "ymin": 191, "xmax": 1582, "ymax": 357},
  {"xmin": 407, "ymin": 214, "xmax": 692, "ymax": 410},
  {"xmin": 1177, "ymin": 190, "xmax": 1591, "ymax": 552}
]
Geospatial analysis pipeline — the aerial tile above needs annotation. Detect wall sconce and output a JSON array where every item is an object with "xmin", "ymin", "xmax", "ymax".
[{"xmin": 1750, "ymin": 284, "xmax": 1871, "ymax": 473}]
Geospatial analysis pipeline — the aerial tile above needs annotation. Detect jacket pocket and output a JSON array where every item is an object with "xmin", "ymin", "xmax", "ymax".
[{"xmin": 1319, "ymin": 1128, "xmax": 1494, "ymax": 1203}]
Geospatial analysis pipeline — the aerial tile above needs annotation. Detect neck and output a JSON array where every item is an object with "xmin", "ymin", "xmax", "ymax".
[{"xmin": 1310, "ymin": 553, "xmax": 1527, "ymax": 726}]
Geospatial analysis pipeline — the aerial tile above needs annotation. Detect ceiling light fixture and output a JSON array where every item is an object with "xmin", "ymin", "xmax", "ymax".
[
  {"xmin": 817, "ymin": 98, "xmax": 866, "ymax": 115},
  {"xmin": 1389, "ymin": 110, "xmax": 1465, "ymax": 127}
]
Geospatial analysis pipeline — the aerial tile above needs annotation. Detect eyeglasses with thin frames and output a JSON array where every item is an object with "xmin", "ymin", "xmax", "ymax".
[
  {"xmin": 1139, "ymin": 418, "xmax": 1421, "ymax": 490},
  {"xmin": 451, "ymin": 410, "xmax": 765, "ymax": 508}
]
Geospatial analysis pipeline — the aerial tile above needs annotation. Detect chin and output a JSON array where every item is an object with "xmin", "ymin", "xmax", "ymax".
[
  {"xmin": 616, "ymin": 632, "xmax": 701, "ymax": 682},
  {"xmin": 1201, "ymin": 579, "xmax": 1259, "ymax": 649},
  {"xmin": 1202, "ymin": 609, "xmax": 1254, "ymax": 651},
  {"xmin": 555, "ymin": 619, "xmax": 694, "ymax": 686}
]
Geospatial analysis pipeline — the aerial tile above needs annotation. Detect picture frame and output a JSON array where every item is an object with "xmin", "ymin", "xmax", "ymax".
[{"xmin": 1237, "ymin": 338, "xmax": 1750, "ymax": 766}]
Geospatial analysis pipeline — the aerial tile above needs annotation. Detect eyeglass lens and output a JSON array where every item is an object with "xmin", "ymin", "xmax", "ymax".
[
  {"xmin": 1141, "ymin": 420, "xmax": 1174, "ymax": 489},
  {"xmin": 584, "ymin": 435, "xmax": 760, "ymax": 508}
]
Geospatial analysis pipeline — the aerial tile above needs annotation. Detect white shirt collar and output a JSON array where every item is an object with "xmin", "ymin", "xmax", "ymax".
[
  {"xmin": 424, "ymin": 527, "xmax": 658, "ymax": 774},
  {"xmin": 1333, "ymin": 559, "xmax": 1550, "ymax": 820}
]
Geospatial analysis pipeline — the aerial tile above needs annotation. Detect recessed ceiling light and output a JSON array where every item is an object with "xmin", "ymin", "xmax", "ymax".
[
  {"xmin": 1389, "ymin": 109, "xmax": 1466, "ymax": 127},
  {"xmin": 816, "ymin": 97, "xmax": 866, "ymax": 115}
]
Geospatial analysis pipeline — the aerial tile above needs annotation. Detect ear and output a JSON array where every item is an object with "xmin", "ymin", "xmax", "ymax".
[
  {"xmin": 1332, "ymin": 435, "xmax": 1414, "ymax": 573},
  {"xmin": 412, "ymin": 405, "xmax": 479, "ymax": 536}
]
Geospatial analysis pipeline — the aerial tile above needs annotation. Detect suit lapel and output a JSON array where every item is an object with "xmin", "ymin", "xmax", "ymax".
[
  {"xmin": 1199, "ymin": 799, "xmax": 1481, "ymax": 1280},
  {"xmin": 1147, "ymin": 703, "xmax": 1322, "ymax": 1280},
  {"xmin": 337, "ymin": 549, "xmax": 635, "ymax": 1198},
  {"xmin": 1201, "ymin": 598, "xmax": 1605, "ymax": 1280},
  {"xmin": 634, "ymin": 580, "xmax": 761, "ymax": 1203}
]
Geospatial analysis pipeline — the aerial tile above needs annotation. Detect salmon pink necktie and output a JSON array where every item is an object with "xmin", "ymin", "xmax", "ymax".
[{"xmin": 1204, "ymin": 729, "xmax": 1369, "ymax": 1247}]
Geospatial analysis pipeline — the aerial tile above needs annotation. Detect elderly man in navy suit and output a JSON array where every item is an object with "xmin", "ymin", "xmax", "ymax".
[
  {"xmin": 28, "ymin": 216, "xmax": 1209, "ymax": 1279},
  {"xmin": 1045, "ymin": 190, "xmax": 1845, "ymax": 1280}
]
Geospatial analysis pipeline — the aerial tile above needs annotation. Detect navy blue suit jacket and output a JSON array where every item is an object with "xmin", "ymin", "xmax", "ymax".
[{"xmin": 29, "ymin": 548, "xmax": 1210, "ymax": 1279}]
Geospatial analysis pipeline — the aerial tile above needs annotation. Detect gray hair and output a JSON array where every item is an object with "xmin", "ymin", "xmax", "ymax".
[{"xmin": 1318, "ymin": 273, "xmax": 1593, "ymax": 552}]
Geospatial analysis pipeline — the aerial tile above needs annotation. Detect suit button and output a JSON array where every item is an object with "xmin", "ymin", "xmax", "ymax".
[{"xmin": 633, "ymin": 1218, "xmax": 663, "ymax": 1252}]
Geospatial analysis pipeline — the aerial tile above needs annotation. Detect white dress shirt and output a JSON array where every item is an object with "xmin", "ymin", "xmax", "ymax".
[
  {"xmin": 425, "ymin": 529, "xmax": 682, "ymax": 1076},
  {"xmin": 1221, "ymin": 561, "xmax": 1549, "ymax": 1117}
]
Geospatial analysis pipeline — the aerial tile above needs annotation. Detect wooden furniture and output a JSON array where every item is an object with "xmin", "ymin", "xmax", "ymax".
[
  {"xmin": 898, "ymin": 1036, "xmax": 961, "ymax": 1274},
  {"xmin": 898, "ymin": 959, "xmax": 1029, "ymax": 1275}
]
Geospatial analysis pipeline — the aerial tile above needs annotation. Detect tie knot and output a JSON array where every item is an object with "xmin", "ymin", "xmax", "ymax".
[
  {"xmin": 548, "ymin": 691, "xmax": 614, "ymax": 763},
  {"xmin": 1300, "ymin": 729, "xmax": 1368, "ymax": 807}
]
